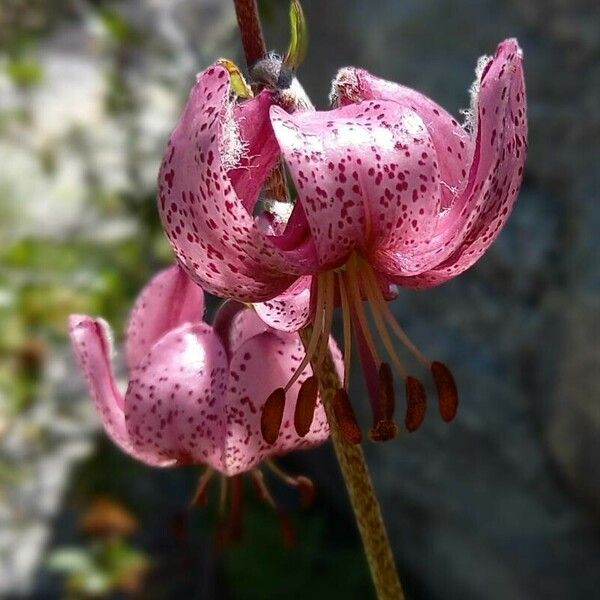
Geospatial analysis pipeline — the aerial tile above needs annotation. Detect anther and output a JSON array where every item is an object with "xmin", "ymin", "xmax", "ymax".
[
  {"xmin": 294, "ymin": 376, "xmax": 319, "ymax": 437},
  {"xmin": 431, "ymin": 361, "xmax": 459, "ymax": 422},
  {"xmin": 369, "ymin": 362, "xmax": 398, "ymax": 442},
  {"xmin": 277, "ymin": 509, "xmax": 297, "ymax": 549},
  {"xmin": 295, "ymin": 476, "xmax": 316, "ymax": 509},
  {"xmin": 261, "ymin": 387, "xmax": 286, "ymax": 444},
  {"xmin": 332, "ymin": 388, "xmax": 362, "ymax": 444},
  {"xmin": 265, "ymin": 461, "xmax": 316, "ymax": 508},
  {"xmin": 405, "ymin": 376, "xmax": 427, "ymax": 432}
]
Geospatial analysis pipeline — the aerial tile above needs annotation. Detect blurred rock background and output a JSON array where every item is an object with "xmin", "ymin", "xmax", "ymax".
[{"xmin": 0, "ymin": 0, "xmax": 598, "ymax": 598}]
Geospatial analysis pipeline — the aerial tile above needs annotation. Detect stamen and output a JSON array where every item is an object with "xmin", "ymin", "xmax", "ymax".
[
  {"xmin": 405, "ymin": 376, "xmax": 427, "ymax": 432},
  {"xmin": 266, "ymin": 461, "xmax": 316, "ymax": 508},
  {"xmin": 294, "ymin": 375, "xmax": 319, "ymax": 437},
  {"xmin": 250, "ymin": 469, "xmax": 276, "ymax": 508},
  {"xmin": 283, "ymin": 273, "xmax": 327, "ymax": 393},
  {"xmin": 431, "ymin": 361, "xmax": 459, "ymax": 422},
  {"xmin": 361, "ymin": 261, "xmax": 430, "ymax": 368},
  {"xmin": 190, "ymin": 467, "xmax": 214, "ymax": 507},
  {"xmin": 337, "ymin": 272, "xmax": 353, "ymax": 390},
  {"xmin": 332, "ymin": 388, "xmax": 362, "ymax": 444},
  {"xmin": 227, "ymin": 475, "xmax": 244, "ymax": 543},
  {"xmin": 219, "ymin": 475, "xmax": 228, "ymax": 519},
  {"xmin": 277, "ymin": 510, "xmax": 297, "ymax": 549},
  {"xmin": 344, "ymin": 263, "xmax": 380, "ymax": 366},
  {"xmin": 316, "ymin": 271, "xmax": 336, "ymax": 366},
  {"xmin": 261, "ymin": 387, "xmax": 286, "ymax": 444},
  {"xmin": 361, "ymin": 267, "xmax": 408, "ymax": 380},
  {"xmin": 250, "ymin": 469, "xmax": 296, "ymax": 548},
  {"xmin": 369, "ymin": 363, "xmax": 398, "ymax": 442}
]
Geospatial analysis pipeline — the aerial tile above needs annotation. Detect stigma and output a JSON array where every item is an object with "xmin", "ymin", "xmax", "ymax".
[{"xmin": 261, "ymin": 253, "xmax": 459, "ymax": 445}]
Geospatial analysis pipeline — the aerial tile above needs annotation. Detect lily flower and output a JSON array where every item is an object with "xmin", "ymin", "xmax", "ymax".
[
  {"xmin": 70, "ymin": 265, "xmax": 341, "ymax": 542},
  {"xmin": 158, "ymin": 39, "xmax": 526, "ymax": 442}
]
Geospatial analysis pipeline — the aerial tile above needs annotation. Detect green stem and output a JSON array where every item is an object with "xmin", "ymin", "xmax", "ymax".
[{"xmin": 300, "ymin": 328, "xmax": 405, "ymax": 600}]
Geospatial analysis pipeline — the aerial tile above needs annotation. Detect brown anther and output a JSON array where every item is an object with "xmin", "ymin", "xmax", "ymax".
[
  {"xmin": 295, "ymin": 476, "xmax": 316, "ymax": 509},
  {"xmin": 369, "ymin": 363, "xmax": 398, "ymax": 442},
  {"xmin": 294, "ymin": 375, "xmax": 319, "ymax": 437},
  {"xmin": 261, "ymin": 387, "xmax": 286, "ymax": 444},
  {"xmin": 227, "ymin": 475, "xmax": 244, "ymax": 544},
  {"xmin": 431, "ymin": 361, "xmax": 459, "ymax": 422},
  {"xmin": 276, "ymin": 510, "xmax": 297, "ymax": 549},
  {"xmin": 332, "ymin": 388, "xmax": 362, "ymax": 444},
  {"xmin": 405, "ymin": 376, "xmax": 427, "ymax": 432}
]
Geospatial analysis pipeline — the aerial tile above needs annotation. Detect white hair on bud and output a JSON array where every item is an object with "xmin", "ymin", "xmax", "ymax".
[
  {"xmin": 460, "ymin": 54, "xmax": 491, "ymax": 133},
  {"xmin": 219, "ymin": 97, "xmax": 248, "ymax": 171},
  {"xmin": 329, "ymin": 67, "xmax": 360, "ymax": 107}
]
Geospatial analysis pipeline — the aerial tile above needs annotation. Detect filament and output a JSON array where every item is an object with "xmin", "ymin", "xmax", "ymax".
[
  {"xmin": 361, "ymin": 261, "xmax": 430, "ymax": 367},
  {"xmin": 316, "ymin": 270, "xmax": 335, "ymax": 366},
  {"xmin": 337, "ymin": 271, "xmax": 353, "ymax": 390},
  {"xmin": 190, "ymin": 467, "xmax": 215, "ymax": 507},
  {"xmin": 284, "ymin": 273, "xmax": 327, "ymax": 393},
  {"xmin": 361, "ymin": 267, "xmax": 409, "ymax": 380},
  {"xmin": 344, "ymin": 260, "xmax": 380, "ymax": 366}
]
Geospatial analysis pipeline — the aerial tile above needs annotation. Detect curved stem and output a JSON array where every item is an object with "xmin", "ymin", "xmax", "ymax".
[
  {"xmin": 233, "ymin": 0, "xmax": 267, "ymax": 67},
  {"xmin": 300, "ymin": 327, "xmax": 405, "ymax": 600}
]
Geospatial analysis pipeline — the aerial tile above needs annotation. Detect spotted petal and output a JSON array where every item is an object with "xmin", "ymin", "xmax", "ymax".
[
  {"xmin": 271, "ymin": 100, "xmax": 443, "ymax": 272},
  {"xmin": 158, "ymin": 64, "xmax": 316, "ymax": 303},
  {"xmin": 125, "ymin": 265, "xmax": 204, "ymax": 370},
  {"xmin": 69, "ymin": 315, "xmax": 175, "ymax": 467},
  {"xmin": 394, "ymin": 39, "xmax": 527, "ymax": 286},
  {"xmin": 222, "ymin": 330, "xmax": 331, "ymax": 476},
  {"xmin": 333, "ymin": 66, "xmax": 471, "ymax": 210},
  {"xmin": 253, "ymin": 275, "xmax": 313, "ymax": 332},
  {"xmin": 124, "ymin": 322, "xmax": 229, "ymax": 468}
]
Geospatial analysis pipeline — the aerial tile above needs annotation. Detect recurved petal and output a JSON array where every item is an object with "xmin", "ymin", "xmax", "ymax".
[
  {"xmin": 68, "ymin": 315, "xmax": 174, "ymax": 467},
  {"xmin": 215, "ymin": 303, "xmax": 271, "ymax": 355},
  {"xmin": 222, "ymin": 331, "xmax": 330, "ymax": 476},
  {"xmin": 158, "ymin": 64, "xmax": 304, "ymax": 303},
  {"xmin": 332, "ymin": 67, "xmax": 471, "ymax": 210},
  {"xmin": 271, "ymin": 100, "xmax": 443, "ymax": 271},
  {"xmin": 253, "ymin": 275, "xmax": 313, "ymax": 332},
  {"xmin": 124, "ymin": 323, "xmax": 229, "ymax": 469},
  {"xmin": 125, "ymin": 265, "xmax": 204, "ymax": 370},
  {"xmin": 395, "ymin": 39, "xmax": 527, "ymax": 287}
]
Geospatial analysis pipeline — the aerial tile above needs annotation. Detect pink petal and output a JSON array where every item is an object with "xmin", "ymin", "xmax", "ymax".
[
  {"xmin": 253, "ymin": 276, "xmax": 313, "ymax": 332},
  {"xmin": 271, "ymin": 100, "xmax": 443, "ymax": 271},
  {"xmin": 228, "ymin": 91, "xmax": 282, "ymax": 213},
  {"xmin": 222, "ymin": 331, "xmax": 331, "ymax": 476},
  {"xmin": 68, "ymin": 315, "xmax": 174, "ymax": 467},
  {"xmin": 158, "ymin": 64, "xmax": 313, "ymax": 303},
  {"xmin": 394, "ymin": 39, "xmax": 527, "ymax": 287},
  {"xmin": 125, "ymin": 265, "xmax": 204, "ymax": 370},
  {"xmin": 213, "ymin": 302, "xmax": 271, "ymax": 355},
  {"xmin": 333, "ymin": 67, "xmax": 471, "ymax": 210},
  {"xmin": 124, "ymin": 322, "xmax": 229, "ymax": 469}
]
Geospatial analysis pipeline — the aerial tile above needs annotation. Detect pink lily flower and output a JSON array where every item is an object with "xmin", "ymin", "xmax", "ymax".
[
  {"xmin": 69, "ymin": 265, "xmax": 337, "ymax": 477},
  {"xmin": 158, "ymin": 39, "xmax": 526, "ymax": 441}
]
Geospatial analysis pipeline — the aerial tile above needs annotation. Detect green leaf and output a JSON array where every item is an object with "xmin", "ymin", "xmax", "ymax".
[
  {"xmin": 284, "ymin": 0, "xmax": 308, "ymax": 70},
  {"xmin": 47, "ymin": 548, "xmax": 94, "ymax": 573}
]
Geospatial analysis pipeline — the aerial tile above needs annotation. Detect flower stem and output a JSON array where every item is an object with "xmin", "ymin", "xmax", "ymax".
[
  {"xmin": 231, "ymin": 4, "xmax": 403, "ymax": 595},
  {"xmin": 233, "ymin": 0, "xmax": 267, "ymax": 67},
  {"xmin": 300, "ymin": 327, "xmax": 405, "ymax": 600}
]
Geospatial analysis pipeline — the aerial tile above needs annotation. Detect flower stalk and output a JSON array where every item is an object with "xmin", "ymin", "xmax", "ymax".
[
  {"xmin": 301, "ymin": 327, "xmax": 405, "ymax": 600},
  {"xmin": 230, "ymin": 1, "xmax": 404, "ymax": 596}
]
